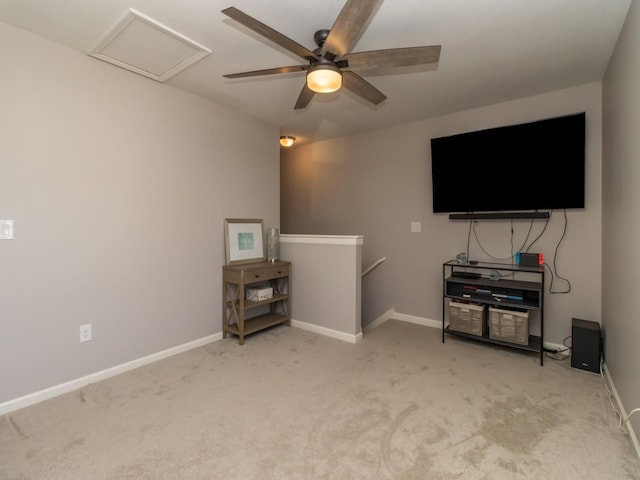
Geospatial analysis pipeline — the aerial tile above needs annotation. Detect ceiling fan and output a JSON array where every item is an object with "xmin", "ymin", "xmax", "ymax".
[{"xmin": 221, "ymin": 0, "xmax": 441, "ymax": 109}]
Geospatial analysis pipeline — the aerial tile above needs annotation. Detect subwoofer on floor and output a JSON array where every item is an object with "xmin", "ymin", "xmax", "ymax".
[{"xmin": 571, "ymin": 318, "xmax": 601, "ymax": 373}]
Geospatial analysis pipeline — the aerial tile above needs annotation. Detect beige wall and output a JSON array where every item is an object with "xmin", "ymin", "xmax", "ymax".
[
  {"xmin": 282, "ymin": 83, "xmax": 603, "ymax": 348},
  {"xmin": 602, "ymin": 0, "xmax": 640, "ymax": 443},
  {"xmin": 0, "ymin": 22, "xmax": 280, "ymax": 403}
]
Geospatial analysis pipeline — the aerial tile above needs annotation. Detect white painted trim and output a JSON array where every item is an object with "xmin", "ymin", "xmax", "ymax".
[
  {"xmin": 602, "ymin": 363, "xmax": 640, "ymax": 462},
  {"xmin": 364, "ymin": 309, "xmax": 441, "ymax": 333},
  {"xmin": 0, "ymin": 333, "xmax": 222, "ymax": 416},
  {"xmin": 280, "ymin": 234, "xmax": 363, "ymax": 246},
  {"xmin": 364, "ymin": 308, "xmax": 397, "ymax": 332},
  {"xmin": 88, "ymin": 8, "xmax": 211, "ymax": 82},
  {"xmin": 291, "ymin": 319, "xmax": 362, "ymax": 343},
  {"xmin": 393, "ymin": 312, "xmax": 441, "ymax": 329},
  {"xmin": 362, "ymin": 257, "xmax": 386, "ymax": 277}
]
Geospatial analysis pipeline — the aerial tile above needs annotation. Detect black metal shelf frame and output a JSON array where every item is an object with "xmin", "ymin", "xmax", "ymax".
[{"xmin": 442, "ymin": 260, "xmax": 545, "ymax": 365}]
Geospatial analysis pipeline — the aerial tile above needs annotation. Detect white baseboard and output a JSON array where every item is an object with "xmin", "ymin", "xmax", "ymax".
[
  {"xmin": 364, "ymin": 309, "xmax": 440, "ymax": 333},
  {"xmin": 0, "ymin": 333, "xmax": 222, "ymax": 416},
  {"xmin": 2, "ymin": 321, "xmax": 360, "ymax": 416},
  {"xmin": 602, "ymin": 364, "xmax": 640, "ymax": 462},
  {"xmin": 393, "ymin": 312, "xmax": 441, "ymax": 329},
  {"xmin": 364, "ymin": 308, "xmax": 397, "ymax": 332},
  {"xmin": 291, "ymin": 319, "xmax": 363, "ymax": 343}
]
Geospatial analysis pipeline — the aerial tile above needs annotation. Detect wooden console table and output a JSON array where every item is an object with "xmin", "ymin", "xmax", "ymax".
[{"xmin": 222, "ymin": 260, "xmax": 291, "ymax": 345}]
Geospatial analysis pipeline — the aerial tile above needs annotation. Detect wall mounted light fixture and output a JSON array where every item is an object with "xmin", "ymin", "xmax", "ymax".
[{"xmin": 280, "ymin": 136, "xmax": 296, "ymax": 148}]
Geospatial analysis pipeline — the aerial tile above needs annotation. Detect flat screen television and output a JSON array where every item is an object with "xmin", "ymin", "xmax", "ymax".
[{"xmin": 430, "ymin": 112, "xmax": 585, "ymax": 214}]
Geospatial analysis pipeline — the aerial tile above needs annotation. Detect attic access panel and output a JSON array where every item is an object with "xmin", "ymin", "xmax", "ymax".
[{"xmin": 89, "ymin": 8, "xmax": 211, "ymax": 82}]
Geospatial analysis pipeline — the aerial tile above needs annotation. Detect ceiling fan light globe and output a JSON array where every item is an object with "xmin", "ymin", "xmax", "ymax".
[{"xmin": 306, "ymin": 65, "xmax": 342, "ymax": 93}]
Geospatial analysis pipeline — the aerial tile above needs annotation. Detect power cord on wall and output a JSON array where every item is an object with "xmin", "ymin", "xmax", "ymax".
[
  {"xmin": 600, "ymin": 358, "xmax": 640, "ymax": 432},
  {"xmin": 546, "ymin": 209, "xmax": 571, "ymax": 293},
  {"xmin": 524, "ymin": 209, "xmax": 552, "ymax": 253},
  {"xmin": 622, "ymin": 409, "xmax": 640, "ymax": 429},
  {"xmin": 465, "ymin": 210, "xmax": 573, "ymax": 295},
  {"xmin": 528, "ymin": 209, "xmax": 571, "ymax": 294},
  {"xmin": 469, "ymin": 219, "xmax": 532, "ymax": 262}
]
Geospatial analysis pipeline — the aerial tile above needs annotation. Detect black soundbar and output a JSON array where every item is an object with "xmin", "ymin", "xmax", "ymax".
[{"xmin": 449, "ymin": 212, "xmax": 550, "ymax": 220}]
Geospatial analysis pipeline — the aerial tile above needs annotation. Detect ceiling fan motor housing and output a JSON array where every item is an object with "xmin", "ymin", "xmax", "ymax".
[
  {"xmin": 313, "ymin": 29, "xmax": 330, "ymax": 49},
  {"xmin": 221, "ymin": 2, "xmax": 441, "ymax": 109}
]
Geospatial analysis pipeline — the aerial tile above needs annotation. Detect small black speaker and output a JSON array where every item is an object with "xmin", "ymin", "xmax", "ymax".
[{"xmin": 571, "ymin": 318, "xmax": 601, "ymax": 373}]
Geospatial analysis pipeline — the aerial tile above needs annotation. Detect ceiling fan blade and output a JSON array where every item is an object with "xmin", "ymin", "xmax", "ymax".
[
  {"xmin": 321, "ymin": 0, "xmax": 379, "ymax": 60},
  {"xmin": 224, "ymin": 65, "xmax": 309, "ymax": 79},
  {"xmin": 341, "ymin": 71, "xmax": 386, "ymax": 105},
  {"xmin": 294, "ymin": 84, "xmax": 315, "ymax": 110},
  {"xmin": 222, "ymin": 7, "xmax": 318, "ymax": 61},
  {"xmin": 342, "ymin": 46, "xmax": 441, "ymax": 70}
]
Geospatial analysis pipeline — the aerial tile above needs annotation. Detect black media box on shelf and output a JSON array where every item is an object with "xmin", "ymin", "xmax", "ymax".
[{"xmin": 571, "ymin": 318, "xmax": 601, "ymax": 373}]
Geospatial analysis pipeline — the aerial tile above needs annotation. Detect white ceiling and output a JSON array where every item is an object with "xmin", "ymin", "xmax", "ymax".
[{"xmin": 0, "ymin": 0, "xmax": 631, "ymax": 145}]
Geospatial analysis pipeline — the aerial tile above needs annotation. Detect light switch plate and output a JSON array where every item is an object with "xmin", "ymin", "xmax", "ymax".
[
  {"xmin": 0, "ymin": 220, "xmax": 14, "ymax": 239},
  {"xmin": 411, "ymin": 221, "xmax": 421, "ymax": 233}
]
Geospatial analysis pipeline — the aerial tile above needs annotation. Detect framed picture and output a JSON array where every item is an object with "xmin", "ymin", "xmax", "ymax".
[{"xmin": 224, "ymin": 218, "xmax": 265, "ymax": 265}]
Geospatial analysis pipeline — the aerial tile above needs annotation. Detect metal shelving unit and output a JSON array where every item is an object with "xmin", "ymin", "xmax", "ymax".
[{"xmin": 442, "ymin": 260, "xmax": 545, "ymax": 365}]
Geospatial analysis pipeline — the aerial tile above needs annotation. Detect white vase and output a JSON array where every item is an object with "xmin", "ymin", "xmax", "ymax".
[{"xmin": 267, "ymin": 227, "xmax": 279, "ymax": 262}]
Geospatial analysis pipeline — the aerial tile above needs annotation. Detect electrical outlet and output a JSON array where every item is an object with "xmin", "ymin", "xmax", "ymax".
[{"xmin": 79, "ymin": 324, "xmax": 92, "ymax": 343}]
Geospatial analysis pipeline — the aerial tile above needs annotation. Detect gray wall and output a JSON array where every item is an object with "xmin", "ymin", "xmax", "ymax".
[
  {"xmin": 280, "ymin": 236, "xmax": 362, "ymax": 339},
  {"xmin": 0, "ymin": 22, "xmax": 280, "ymax": 403},
  {"xmin": 281, "ymin": 82, "xmax": 603, "ymax": 347},
  {"xmin": 602, "ymin": 0, "xmax": 640, "ymax": 443}
]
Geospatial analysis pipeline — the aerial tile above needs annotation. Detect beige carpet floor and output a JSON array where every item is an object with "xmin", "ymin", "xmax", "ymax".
[{"xmin": 1, "ymin": 320, "xmax": 639, "ymax": 479}]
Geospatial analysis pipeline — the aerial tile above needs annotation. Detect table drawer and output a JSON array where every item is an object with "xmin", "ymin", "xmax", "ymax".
[
  {"xmin": 265, "ymin": 265, "xmax": 289, "ymax": 280},
  {"xmin": 244, "ymin": 269, "xmax": 269, "ymax": 283}
]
